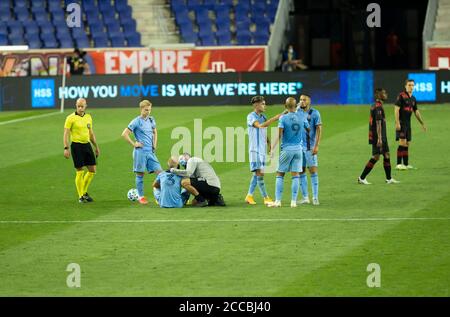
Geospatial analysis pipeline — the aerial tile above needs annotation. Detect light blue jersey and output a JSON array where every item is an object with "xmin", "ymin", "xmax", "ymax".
[
  {"xmin": 155, "ymin": 171, "xmax": 183, "ymax": 208},
  {"xmin": 278, "ymin": 111, "xmax": 309, "ymax": 151},
  {"xmin": 299, "ymin": 107, "xmax": 322, "ymax": 151},
  {"xmin": 127, "ymin": 116, "xmax": 156, "ymax": 152},
  {"xmin": 247, "ymin": 111, "xmax": 267, "ymax": 154}
]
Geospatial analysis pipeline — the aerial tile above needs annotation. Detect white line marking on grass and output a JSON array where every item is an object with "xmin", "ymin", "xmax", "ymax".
[
  {"xmin": 0, "ymin": 217, "xmax": 449, "ymax": 224},
  {"xmin": 0, "ymin": 111, "xmax": 61, "ymax": 126}
]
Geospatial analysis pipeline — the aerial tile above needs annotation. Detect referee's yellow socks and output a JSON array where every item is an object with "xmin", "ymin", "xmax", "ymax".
[
  {"xmin": 82, "ymin": 171, "xmax": 95, "ymax": 195},
  {"xmin": 75, "ymin": 171, "xmax": 84, "ymax": 198}
]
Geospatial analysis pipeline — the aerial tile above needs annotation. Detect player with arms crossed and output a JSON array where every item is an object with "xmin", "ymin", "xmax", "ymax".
[
  {"xmin": 268, "ymin": 97, "xmax": 309, "ymax": 208},
  {"xmin": 63, "ymin": 98, "xmax": 100, "ymax": 203},
  {"xmin": 358, "ymin": 88, "xmax": 400, "ymax": 185},
  {"xmin": 394, "ymin": 79, "xmax": 426, "ymax": 170},
  {"xmin": 122, "ymin": 100, "xmax": 162, "ymax": 204},
  {"xmin": 297, "ymin": 94, "xmax": 322, "ymax": 205},
  {"xmin": 245, "ymin": 96, "xmax": 284, "ymax": 205}
]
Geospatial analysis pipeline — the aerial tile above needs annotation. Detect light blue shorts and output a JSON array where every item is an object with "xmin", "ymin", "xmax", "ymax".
[
  {"xmin": 249, "ymin": 151, "xmax": 266, "ymax": 172},
  {"xmin": 278, "ymin": 149, "xmax": 303, "ymax": 173},
  {"xmin": 133, "ymin": 149, "xmax": 162, "ymax": 173},
  {"xmin": 303, "ymin": 150, "xmax": 318, "ymax": 168}
]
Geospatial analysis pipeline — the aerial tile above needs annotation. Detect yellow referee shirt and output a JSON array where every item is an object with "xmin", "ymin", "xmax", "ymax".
[{"xmin": 64, "ymin": 112, "xmax": 93, "ymax": 143}]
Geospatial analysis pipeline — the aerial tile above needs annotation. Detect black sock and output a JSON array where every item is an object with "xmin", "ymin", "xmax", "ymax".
[
  {"xmin": 397, "ymin": 146, "xmax": 404, "ymax": 165},
  {"xmin": 403, "ymin": 148, "xmax": 409, "ymax": 166},
  {"xmin": 360, "ymin": 158, "xmax": 377, "ymax": 179},
  {"xmin": 383, "ymin": 158, "xmax": 391, "ymax": 179}
]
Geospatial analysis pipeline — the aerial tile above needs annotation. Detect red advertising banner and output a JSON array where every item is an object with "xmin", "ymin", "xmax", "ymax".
[
  {"xmin": 0, "ymin": 47, "xmax": 266, "ymax": 77},
  {"xmin": 428, "ymin": 47, "xmax": 450, "ymax": 70}
]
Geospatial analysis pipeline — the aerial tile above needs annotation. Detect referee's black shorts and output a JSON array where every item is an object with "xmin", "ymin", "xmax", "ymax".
[
  {"xmin": 190, "ymin": 178, "xmax": 220, "ymax": 200},
  {"xmin": 71, "ymin": 142, "xmax": 96, "ymax": 169}
]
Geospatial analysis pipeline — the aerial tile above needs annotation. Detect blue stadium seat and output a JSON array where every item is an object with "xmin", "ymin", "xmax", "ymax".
[
  {"xmin": 106, "ymin": 21, "xmax": 122, "ymax": 36},
  {"xmin": 121, "ymin": 18, "xmax": 137, "ymax": 33},
  {"xmin": 203, "ymin": 0, "xmax": 217, "ymax": 10},
  {"xmin": 0, "ymin": 24, "xmax": 7, "ymax": 36},
  {"xmin": 216, "ymin": 29, "xmax": 231, "ymax": 45},
  {"xmin": 0, "ymin": 11, "xmax": 10, "ymax": 23},
  {"xmin": 214, "ymin": 4, "xmax": 230, "ymax": 18},
  {"xmin": 110, "ymin": 33, "xmax": 126, "ymax": 47},
  {"xmin": 48, "ymin": 0, "xmax": 63, "ymax": 11},
  {"xmin": 218, "ymin": 0, "xmax": 233, "ymax": 6},
  {"xmin": 60, "ymin": 38, "xmax": 75, "ymax": 48},
  {"xmin": 236, "ymin": 19, "xmax": 250, "ymax": 32},
  {"xmin": 90, "ymin": 23, "xmax": 105, "ymax": 36},
  {"xmin": 187, "ymin": 0, "xmax": 202, "ymax": 11},
  {"xmin": 9, "ymin": 34, "xmax": 26, "ymax": 45},
  {"xmin": 253, "ymin": 32, "xmax": 270, "ymax": 45},
  {"xmin": 236, "ymin": 30, "xmax": 251, "ymax": 45},
  {"xmin": 180, "ymin": 26, "xmax": 197, "ymax": 43},
  {"xmin": 0, "ymin": 2, "xmax": 10, "ymax": 10},
  {"xmin": 7, "ymin": 21, "xmax": 24, "ymax": 33},
  {"xmin": 0, "ymin": 34, "xmax": 7, "ymax": 45},
  {"xmin": 31, "ymin": 0, "xmax": 46, "ymax": 8},
  {"xmin": 99, "ymin": 1, "xmax": 113, "ymax": 13},
  {"xmin": 200, "ymin": 34, "xmax": 216, "ymax": 46},
  {"xmin": 40, "ymin": 24, "xmax": 55, "ymax": 35},
  {"xmin": 31, "ymin": 6, "xmax": 47, "ymax": 17},
  {"xmin": 125, "ymin": 31, "xmax": 141, "ymax": 47},
  {"xmin": 16, "ymin": 10, "xmax": 30, "ymax": 22},
  {"xmin": 93, "ymin": 34, "xmax": 109, "ymax": 47},
  {"xmin": 75, "ymin": 37, "xmax": 90, "ymax": 48},
  {"xmin": 14, "ymin": 0, "xmax": 28, "ymax": 10},
  {"xmin": 25, "ymin": 24, "xmax": 40, "ymax": 36}
]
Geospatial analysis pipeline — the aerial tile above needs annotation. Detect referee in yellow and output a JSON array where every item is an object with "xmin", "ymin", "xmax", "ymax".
[{"xmin": 63, "ymin": 98, "xmax": 100, "ymax": 203}]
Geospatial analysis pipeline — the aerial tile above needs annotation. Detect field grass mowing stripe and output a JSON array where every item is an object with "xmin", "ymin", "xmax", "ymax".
[
  {"xmin": 1, "ymin": 217, "xmax": 449, "ymax": 224},
  {"xmin": 0, "ymin": 111, "xmax": 61, "ymax": 125}
]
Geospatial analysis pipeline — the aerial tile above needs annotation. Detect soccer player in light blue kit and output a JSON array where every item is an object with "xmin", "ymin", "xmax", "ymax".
[
  {"xmin": 297, "ymin": 94, "xmax": 322, "ymax": 205},
  {"xmin": 152, "ymin": 157, "xmax": 190, "ymax": 208},
  {"xmin": 245, "ymin": 96, "xmax": 284, "ymax": 206},
  {"xmin": 121, "ymin": 100, "xmax": 162, "ymax": 205},
  {"xmin": 269, "ymin": 97, "xmax": 309, "ymax": 208}
]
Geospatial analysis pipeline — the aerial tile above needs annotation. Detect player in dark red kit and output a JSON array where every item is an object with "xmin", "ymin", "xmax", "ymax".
[
  {"xmin": 394, "ymin": 79, "xmax": 427, "ymax": 170},
  {"xmin": 358, "ymin": 89, "xmax": 400, "ymax": 185}
]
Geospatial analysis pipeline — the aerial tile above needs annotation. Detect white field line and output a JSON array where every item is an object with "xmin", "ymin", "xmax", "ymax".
[
  {"xmin": 0, "ymin": 217, "xmax": 449, "ymax": 224},
  {"xmin": 0, "ymin": 111, "xmax": 61, "ymax": 126}
]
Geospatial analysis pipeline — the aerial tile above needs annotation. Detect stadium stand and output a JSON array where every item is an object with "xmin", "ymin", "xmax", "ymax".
[
  {"xmin": 171, "ymin": 0, "xmax": 279, "ymax": 45},
  {"xmin": 0, "ymin": 0, "xmax": 141, "ymax": 48}
]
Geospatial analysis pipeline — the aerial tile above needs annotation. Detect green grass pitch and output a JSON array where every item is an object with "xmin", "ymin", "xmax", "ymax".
[{"xmin": 0, "ymin": 104, "xmax": 449, "ymax": 296}]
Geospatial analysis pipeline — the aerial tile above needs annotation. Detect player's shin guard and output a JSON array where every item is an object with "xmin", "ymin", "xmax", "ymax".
[
  {"xmin": 291, "ymin": 176, "xmax": 300, "ymax": 201},
  {"xmin": 248, "ymin": 174, "xmax": 257, "ymax": 195},
  {"xmin": 75, "ymin": 171, "xmax": 84, "ymax": 198},
  {"xmin": 257, "ymin": 176, "xmax": 268, "ymax": 198},
  {"xmin": 82, "ymin": 171, "xmax": 95, "ymax": 194},
  {"xmin": 383, "ymin": 158, "xmax": 391, "ymax": 179},
  {"xmin": 275, "ymin": 176, "xmax": 284, "ymax": 201},
  {"xmin": 360, "ymin": 158, "xmax": 377, "ymax": 179},
  {"xmin": 403, "ymin": 147, "xmax": 409, "ymax": 166},
  {"xmin": 300, "ymin": 173, "xmax": 308, "ymax": 198},
  {"xmin": 136, "ymin": 174, "xmax": 144, "ymax": 198},
  {"xmin": 311, "ymin": 173, "xmax": 319, "ymax": 200}
]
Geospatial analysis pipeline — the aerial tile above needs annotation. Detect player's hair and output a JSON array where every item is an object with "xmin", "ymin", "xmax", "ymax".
[
  {"xmin": 405, "ymin": 79, "xmax": 415, "ymax": 85},
  {"xmin": 139, "ymin": 100, "xmax": 152, "ymax": 109},
  {"xmin": 251, "ymin": 96, "xmax": 265, "ymax": 105},
  {"xmin": 300, "ymin": 93, "xmax": 311, "ymax": 99},
  {"xmin": 285, "ymin": 97, "xmax": 296, "ymax": 109},
  {"xmin": 168, "ymin": 156, "xmax": 178, "ymax": 169},
  {"xmin": 374, "ymin": 88, "xmax": 385, "ymax": 100}
]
